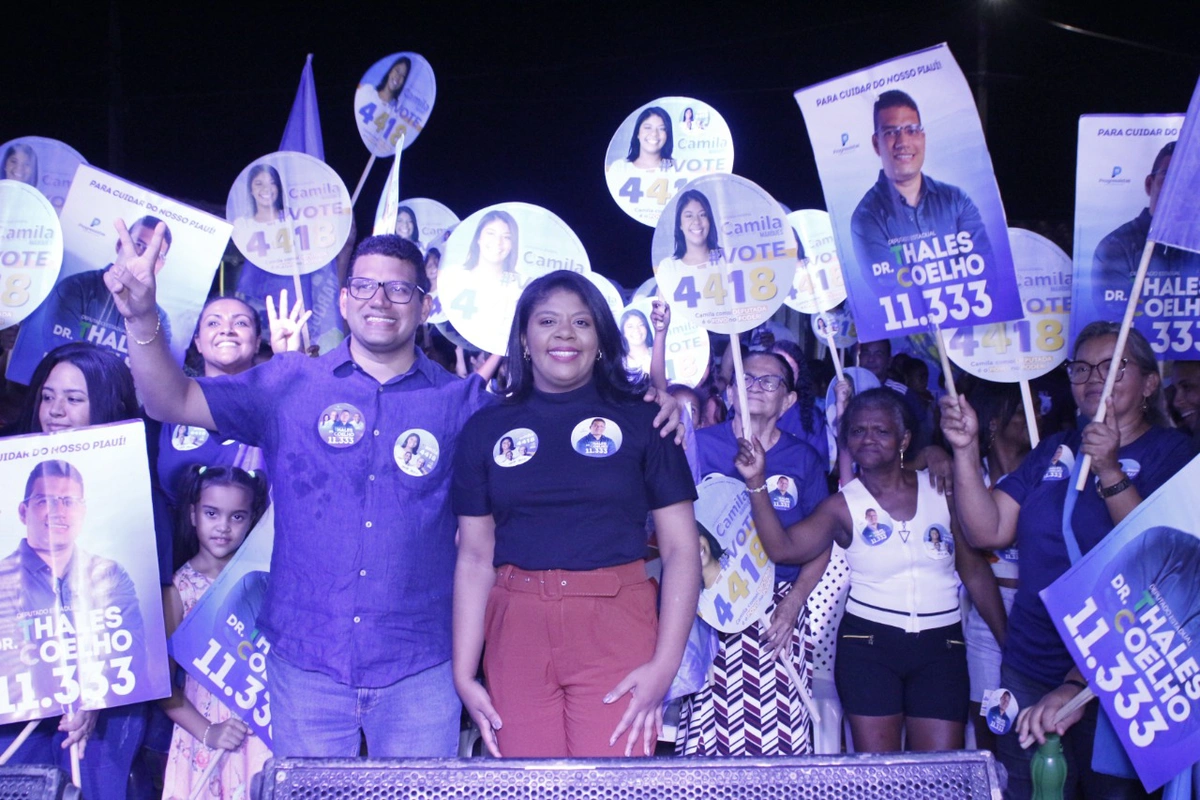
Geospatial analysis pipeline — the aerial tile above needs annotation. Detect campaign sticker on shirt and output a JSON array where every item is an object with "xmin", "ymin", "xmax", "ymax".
[
  {"xmin": 354, "ymin": 52, "xmax": 436, "ymax": 156},
  {"xmin": 395, "ymin": 428, "xmax": 440, "ymax": 476},
  {"xmin": 1117, "ymin": 458, "xmax": 1141, "ymax": 481},
  {"xmin": 981, "ymin": 688, "xmax": 1018, "ymax": 735},
  {"xmin": 169, "ymin": 425, "xmax": 210, "ymax": 452},
  {"xmin": 996, "ymin": 546, "xmax": 1019, "ymax": 563},
  {"xmin": 766, "ymin": 474, "xmax": 798, "ymax": 511},
  {"xmin": 318, "ymin": 403, "xmax": 366, "ymax": 448},
  {"xmin": 494, "ymin": 428, "xmax": 538, "ymax": 467},
  {"xmin": 1041, "ymin": 444, "xmax": 1074, "ymax": 481},
  {"xmin": 571, "ymin": 417, "xmax": 623, "ymax": 458},
  {"xmin": 859, "ymin": 507, "xmax": 893, "ymax": 546},
  {"xmin": 924, "ymin": 524, "xmax": 954, "ymax": 559}
]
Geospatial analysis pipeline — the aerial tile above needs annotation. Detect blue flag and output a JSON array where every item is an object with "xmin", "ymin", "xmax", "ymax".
[
  {"xmin": 237, "ymin": 54, "xmax": 344, "ymax": 353},
  {"xmin": 1148, "ymin": 75, "xmax": 1200, "ymax": 254}
]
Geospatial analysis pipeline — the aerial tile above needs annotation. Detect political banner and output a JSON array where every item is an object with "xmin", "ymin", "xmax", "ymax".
[
  {"xmin": 0, "ymin": 180, "xmax": 62, "ymax": 331},
  {"xmin": 7, "ymin": 165, "xmax": 231, "ymax": 385},
  {"xmin": 354, "ymin": 52, "xmax": 436, "ymax": 157},
  {"xmin": 784, "ymin": 209, "xmax": 847, "ymax": 314},
  {"xmin": 0, "ymin": 420, "xmax": 171, "ymax": 725},
  {"xmin": 226, "ymin": 152, "xmax": 353, "ymax": 277},
  {"xmin": 604, "ymin": 97, "xmax": 734, "ymax": 226},
  {"xmin": 794, "ymin": 43, "xmax": 1020, "ymax": 342},
  {"xmin": 439, "ymin": 202, "xmax": 590, "ymax": 354},
  {"xmin": 694, "ymin": 475, "xmax": 775, "ymax": 633},
  {"xmin": 651, "ymin": 173, "xmax": 796, "ymax": 335},
  {"xmin": 946, "ymin": 228, "xmax": 1071, "ymax": 381},
  {"xmin": 372, "ymin": 147, "xmax": 403, "ymax": 237},
  {"xmin": 1042, "ymin": 455, "xmax": 1200, "ymax": 791},
  {"xmin": 171, "ymin": 505, "xmax": 275, "ymax": 746},
  {"xmin": 1070, "ymin": 115, "xmax": 1198, "ymax": 356},
  {"xmin": 1149, "ymin": 77, "xmax": 1200, "ymax": 255},
  {"xmin": 621, "ymin": 296, "xmax": 711, "ymax": 389},
  {"xmin": 0, "ymin": 137, "xmax": 87, "ymax": 216}
]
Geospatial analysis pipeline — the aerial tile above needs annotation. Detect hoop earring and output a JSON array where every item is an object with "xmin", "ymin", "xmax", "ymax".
[
  {"xmin": 899, "ymin": 447, "xmax": 906, "ymax": 469},
  {"xmin": 596, "ymin": 351, "xmax": 603, "ymax": 362}
]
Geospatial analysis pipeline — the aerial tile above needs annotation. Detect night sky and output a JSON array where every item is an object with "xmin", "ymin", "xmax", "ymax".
[{"xmin": 2, "ymin": 0, "xmax": 1196, "ymax": 291}]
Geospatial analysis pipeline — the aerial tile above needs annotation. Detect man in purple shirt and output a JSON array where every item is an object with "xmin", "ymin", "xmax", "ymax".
[{"xmin": 105, "ymin": 228, "xmax": 484, "ymax": 757}]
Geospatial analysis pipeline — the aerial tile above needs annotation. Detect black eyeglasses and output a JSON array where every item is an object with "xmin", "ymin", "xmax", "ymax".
[
  {"xmin": 1065, "ymin": 358, "xmax": 1126, "ymax": 385},
  {"xmin": 743, "ymin": 374, "xmax": 786, "ymax": 392},
  {"xmin": 346, "ymin": 277, "xmax": 425, "ymax": 304}
]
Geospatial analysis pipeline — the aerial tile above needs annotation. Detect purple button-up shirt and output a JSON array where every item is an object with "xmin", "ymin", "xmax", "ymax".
[{"xmin": 199, "ymin": 340, "xmax": 492, "ymax": 687}]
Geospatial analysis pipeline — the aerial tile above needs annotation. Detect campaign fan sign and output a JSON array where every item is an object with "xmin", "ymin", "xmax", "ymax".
[
  {"xmin": 794, "ymin": 43, "xmax": 1020, "ymax": 342},
  {"xmin": 171, "ymin": 505, "xmax": 275, "ymax": 745},
  {"xmin": 7, "ymin": 165, "xmax": 231, "ymax": 385},
  {"xmin": 694, "ymin": 475, "xmax": 775, "ymax": 633},
  {"xmin": 0, "ymin": 136, "xmax": 87, "ymax": 216},
  {"xmin": 784, "ymin": 209, "xmax": 847, "ymax": 315},
  {"xmin": 1070, "ymin": 115, "xmax": 1196, "ymax": 355},
  {"xmin": 354, "ymin": 52, "xmax": 436, "ymax": 157},
  {"xmin": 375, "ymin": 197, "xmax": 459, "ymax": 257},
  {"xmin": 1042, "ymin": 455, "xmax": 1200, "ymax": 791},
  {"xmin": 621, "ymin": 297, "xmax": 710, "ymax": 389},
  {"xmin": 0, "ymin": 421, "xmax": 170, "ymax": 724},
  {"xmin": 0, "ymin": 180, "xmax": 62, "ymax": 331}
]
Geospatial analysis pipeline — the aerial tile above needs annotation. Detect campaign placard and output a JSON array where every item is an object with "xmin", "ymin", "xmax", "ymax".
[
  {"xmin": 586, "ymin": 272, "xmax": 626, "ymax": 325},
  {"xmin": 7, "ymin": 165, "xmax": 231, "ymax": 385},
  {"xmin": 812, "ymin": 304, "xmax": 857, "ymax": 349},
  {"xmin": 695, "ymin": 475, "xmax": 775, "ymax": 633},
  {"xmin": 170, "ymin": 505, "xmax": 275, "ymax": 746},
  {"xmin": 946, "ymin": 228, "xmax": 1071, "ymax": 381},
  {"xmin": 0, "ymin": 136, "xmax": 87, "ymax": 215},
  {"xmin": 0, "ymin": 181, "xmax": 62, "ymax": 331},
  {"xmin": 794, "ymin": 43, "xmax": 1020, "ymax": 342},
  {"xmin": 1042, "ymin": 455, "xmax": 1200, "ymax": 791},
  {"xmin": 784, "ymin": 209, "xmax": 847, "ymax": 314},
  {"xmin": 354, "ymin": 52, "xmax": 436, "ymax": 157},
  {"xmin": 0, "ymin": 421, "xmax": 170, "ymax": 725},
  {"xmin": 651, "ymin": 174, "xmax": 796, "ymax": 335},
  {"xmin": 604, "ymin": 97, "xmax": 734, "ymax": 227},
  {"xmin": 620, "ymin": 296, "xmax": 710, "ymax": 389},
  {"xmin": 439, "ymin": 202, "xmax": 590, "ymax": 354},
  {"xmin": 227, "ymin": 152, "xmax": 352, "ymax": 277},
  {"xmin": 1070, "ymin": 114, "xmax": 1196, "ymax": 355},
  {"xmin": 375, "ymin": 196, "xmax": 459, "ymax": 257}
]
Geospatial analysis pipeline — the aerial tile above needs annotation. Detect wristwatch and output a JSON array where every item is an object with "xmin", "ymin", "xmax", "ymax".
[{"xmin": 1097, "ymin": 474, "xmax": 1132, "ymax": 499}]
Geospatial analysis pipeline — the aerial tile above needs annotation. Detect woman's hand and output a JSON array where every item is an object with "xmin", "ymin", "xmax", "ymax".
[
  {"xmin": 104, "ymin": 220, "xmax": 167, "ymax": 326},
  {"xmin": 1016, "ymin": 684, "xmax": 1088, "ymax": 749},
  {"xmin": 939, "ymin": 395, "xmax": 980, "ymax": 452},
  {"xmin": 645, "ymin": 386, "xmax": 683, "ymax": 444},
  {"xmin": 605, "ymin": 659, "xmax": 674, "ymax": 756},
  {"xmin": 58, "ymin": 709, "xmax": 97, "ymax": 756},
  {"xmin": 457, "ymin": 679, "xmax": 503, "ymax": 757},
  {"xmin": 1082, "ymin": 396, "xmax": 1122, "ymax": 479},
  {"xmin": 765, "ymin": 589, "xmax": 805, "ymax": 661},
  {"xmin": 735, "ymin": 436, "xmax": 768, "ymax": 490},
  {"xmin": 920, "ymin": 444, "xmax": 955, "ymax": 495},
  {"xmin": 207, "ymin": 718, "xmax": 250, "ymax": 751},
  {"xmin": 266, "ymin": 289, "xmax": 313, "ymax": 354},
  {"xmin": 650, "ymin": 300, "xmax": 671, "ymax": 334},
  {"xmin": 833, "ymin": 378, "xmax": 853, "ymax": 417}
]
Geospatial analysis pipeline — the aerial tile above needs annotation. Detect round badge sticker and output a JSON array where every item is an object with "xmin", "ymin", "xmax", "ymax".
[
  {"xmin": 170, "ymin": 425, "xmax": 210, "ymax": 452},
  {"xmin": 603, "ymin": 97, "xmax": 734, "ymax": 227},
  {"xmin": 811, "ymin": 305, "xmax": 858, "ymax": 349},
  {"xmin": 651, "ymin": 173, "xmax": 796, "ymax": 335},
  {"xmin": 766, "ymin": 475, "xmax": 798, "ymax": 512},
  {"xmin": 695, "ymin": 475, "xmax": 776, "ymax": 633},
  {"xmin": 1041, "ymin": 444, "xmax": 1074, "ymax": 482},
  {"xmin": 860, "ymin": 506, "xmax": 894, "ymax": 546},
  {"xmin": 785, "ymin": 209, "xmax": 847, "ymax": 314},
  {"xmin": 440, "ymin": 202, "xmax": 590, "ymax": 354},
  {"xmin": 395, "ymin": 428, "xmax": 440, "ymax": 476},
  {"xmin": 226, "ymin": 152, "xmax": 353, "ymax": 276},
  {"xmin": 982, "ymin": 689, "xmax": 1018, "ymax": 735},
  {"xmin": 924, "ymin": 524, "xmax": 954, "ymax": 559},
  {"xmin": 571, "ymin": 417, "xmax": 622, "ymax": 458},
  {"xmin": 354, "ymin": 52, "xmax": 436, "ymax": 157},
  {"xmin": 620, "ymin": 297, "xmax": 710, "ymax": 389},
  {"xmin": 0, "ymin": 136, "xmax": 87, "ymax": 215},
  {"xmin": 319, "ymin": 403, "xmax": 366, "ymax": 448},
  {"xmin": 0, "ymin": 180, "xmax": 63, "ymax": 330},
  {"xmin": 494, "ymin": 428, "xmax": 538, "ymax": 467}
]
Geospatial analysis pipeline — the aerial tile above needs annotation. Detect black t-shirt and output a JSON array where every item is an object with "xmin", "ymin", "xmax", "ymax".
[{"xmin": 453, "ymin": 381, "xmax": 697, "ymax": 570}]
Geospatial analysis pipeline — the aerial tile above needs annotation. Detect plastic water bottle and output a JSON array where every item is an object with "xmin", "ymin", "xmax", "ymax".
[{"xmin": 1031, "ymin": 733, "xmax": 1067, "ymax": 799}]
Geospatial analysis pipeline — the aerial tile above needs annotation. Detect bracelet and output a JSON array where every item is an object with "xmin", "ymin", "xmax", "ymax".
[
  {"xmin": 1063, "ymin": 678, "xmax": 1088, "ymax": 691},
  {"xmin": 747, "ymin": 483, "xmax": 769, "ymax": 494},
  {"xmin": 124, "ymin": 317, "xmax": 160, "ymax": 346},
  {"xmin": 202, "ymin": 723, "xmax": 213, "ymax": 748},
  {"xmin": 1097, "ymin": 475, "xmax": 1132, "ymax": 499}
]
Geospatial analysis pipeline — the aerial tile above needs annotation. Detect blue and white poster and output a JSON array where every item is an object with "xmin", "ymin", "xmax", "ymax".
[
  {"xmin": 353, "ymin": 52, "xmax": 436, "ymax": 157},
  {"xmin": 1069, "ymin": 114, "xmax": 1197, "ymax": 356},
  {"xmin": 0, "ymin": 136, "xmax": 87, "ymax": 216},
  {"xmin": 1042, "ymin": 456, "xmax": 1200, "ymax": 791},
  {"xmin": 794, "ymin": 43, "xmax": 1020, "ymax": 342},
  {"xmin": 0, "ymin": 421, "xmax": 171, "ymax": 724}
]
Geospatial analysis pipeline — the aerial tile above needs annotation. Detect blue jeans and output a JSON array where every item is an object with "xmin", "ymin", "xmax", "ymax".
[
  {"xmin": 269, "ymin": 653, "xmax": 460, "ymax": 758},
  {"xmin": 0, "ymin": 704, "xmax": 148, "ymax": 800},
  {"xmin": 996, "ymin": 663, "xmax": 1155, "ymax": 800}
]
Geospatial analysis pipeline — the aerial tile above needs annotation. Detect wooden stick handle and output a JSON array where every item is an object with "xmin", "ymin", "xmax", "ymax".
[
  {"xmin": 0, "ymin": 719, "xmax": 39, "ymax": 765},
  {"xmin": 1052, "ymin": 686, "xmax": 1095, "ymax": 727},
  {"xmin": 760, "ymin": 612, "xmax": 820, "ymax": 723}
]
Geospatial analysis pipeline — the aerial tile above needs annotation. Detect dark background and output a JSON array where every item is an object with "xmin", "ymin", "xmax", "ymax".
[{"xmin": 2, "ymin": 0, "xmax": 1196, "ymax": 291}]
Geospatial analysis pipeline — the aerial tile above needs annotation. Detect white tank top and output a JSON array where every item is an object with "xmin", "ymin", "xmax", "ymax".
[{"xmin": 840, "ymin": 470, "xmax": 961, "ymax": 632}]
